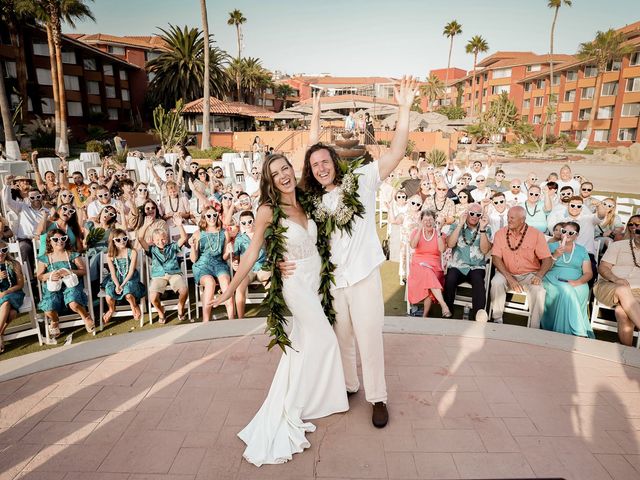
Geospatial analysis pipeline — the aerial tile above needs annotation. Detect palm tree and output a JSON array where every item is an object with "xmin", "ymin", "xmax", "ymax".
[
  {"xmin": 146, "ymin": 25, "xmax": 229, "ymax": 108},
  {"xmin": 0, "ymin": 62, "xmax": 20, "ymax": 160},
  {"xmin": 1, "ymin": 0, "xmax": 29, "ymax": 123},
  {"xmin": 275, "ymin": 84, "xmax": 295, "ymax": 111},
  {"xmin": 577, "ymin": 29, "xmax": 634, "ymax": 142},
  {"xmin": 419, "ymin": 74, "xmax": 445, "ymax": 112},
  {"xmin": 546, "ymin": 0, "xmax": 572, "ymax": 139},
  {"xmin": 465, "ymin": 35, "xmax": 489, "ymax": 117},
  {"xmin": 442, "ymin": 20, "xmax": 462, "ymax": 95},
  {"xmin": 200, "ymin": 0, "xmax": 210, "ymax": 149},
  {"xmin": 227, "ymin": 9, "xmax": 246, "ymax": 101}
]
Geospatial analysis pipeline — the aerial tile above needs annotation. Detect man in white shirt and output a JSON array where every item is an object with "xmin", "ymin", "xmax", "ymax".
[
  {"xmin": 289, "ymin": 77, "xmax": 419, "ymax": 428},
  {"xmin": 504, "ymin": 179, "xmax": 526, "ymax": 205},
  {"xmin": 556, "ymin": 165, "xmax": 580, "ymax": 193},
  {"xmin": 465, "ymin": 159, "xmax": 489, "ymax": 186},
  {"xmin": 244, "ymin": 167, "xmax": 260, "ymax": 201},
  {"xmin": 486, "ymin": 192, "xmax": 509, "ymax": 240},
  {"xmin": 86, "ymin": 185, "xmax": 123, "ymax": 221},
  {"xmin": 470, "ymin": 175, "xmax": 491, "ymax": 202},
  {"xmin": 2, "ymin": 182, "xmax": 46, "ymax": 273},
  {"xmin": 441, "ymin": 162, "xmax": 462, "ymax": 189}
]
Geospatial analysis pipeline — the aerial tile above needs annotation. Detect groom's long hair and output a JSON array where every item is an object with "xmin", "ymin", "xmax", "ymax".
[
  {"xmin": 299, "ymin": 143, "xmax": 344, "ymax": 195},
  {"xmin": 259, "ymin": 154, "xmax": 292, "ymax": 207}
]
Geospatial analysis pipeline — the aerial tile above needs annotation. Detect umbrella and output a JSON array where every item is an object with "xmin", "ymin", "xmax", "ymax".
[
  {"xmin": 320, "ymin": 110, "xmax": 345, "ymax": 120},
  {"xmin": 381, "ymin": 111, "xmax": 429, "ymax": 131},
  {"xmin": 273, "ymin": 110, "xmax": 305, "ymax": 120},
  {"xmin": 287, "ymin": 105, "xmax": 314, "ymax": 114},
  {"xmin": 364, "ymin": 104, "xmax": 398, "ymax": 117}
]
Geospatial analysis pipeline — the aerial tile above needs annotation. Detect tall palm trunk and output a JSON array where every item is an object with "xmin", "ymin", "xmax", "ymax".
[
  {"xmin": 444, "ymin": 37, "xmax": 454, "ymax": 103},
  {"xmin": 544, "ymin": 5, "xmax": 560, "ymax": 146},
  {"xmin": 51, "ymin": 11, "xmax": 68, "ymax": 156},
  {"xmin": 8, "ymin": 23, "xmax": 28, "ymax": 122},
  {"xmin": 0, "ymin": 62, "xmax": 20, "ymax": 160},
  {"xmin": 200, "ymin": 0, "xmax": 211, "ymax": 149},
  {"xmin": 45, "ymin": 23, "xmax": 61, "ymax": 153},
  {"xmin": 469, "ymin": 53, "xmax": 478, "ymax": 117},
  {"xmin": 585, "ymin": 67, "xmax": 604, "ymax": 143},
  {"xmin": 235, "ymin": 25, "xmax": 241, "ymax": 101}
]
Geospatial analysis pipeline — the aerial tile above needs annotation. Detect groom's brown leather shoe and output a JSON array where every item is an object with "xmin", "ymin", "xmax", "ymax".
[{"xmin": 372, "ymin": 402, "xmax": 388, "ymax": 428}]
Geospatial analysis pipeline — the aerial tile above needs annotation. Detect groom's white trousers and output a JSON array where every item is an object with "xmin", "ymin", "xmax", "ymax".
[{"xmin": 333, "ymin": 268, "xmax": 388, "ymax": 404}]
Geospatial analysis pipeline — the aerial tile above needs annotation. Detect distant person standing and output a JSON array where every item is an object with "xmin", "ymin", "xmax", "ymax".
[
  {"xmin": 345, "ymin": 111, "xmax": 356, "ymax": 132},
  {"xmin": 252, "ymin": 136, "xmax": 264, "ymax": 169},
  {"xmin": 364, "ymin": 113, "xmax": 375, "ymax": 145}
]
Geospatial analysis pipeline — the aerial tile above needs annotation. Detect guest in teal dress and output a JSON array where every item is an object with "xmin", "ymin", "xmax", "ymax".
[
  {"xmin": 190, "ymin": 205, "xmax": 234, "ymax": 322},
  {"xmin": 84, "ymin": 205, "xmax": 119, "ymax": 283},
  {"xmin": 0, "ymin": 242, "xmax": 26, "ymax": 354},
  {"xmin": 36, "ymin": 228, "xmax": 93, "ymax": 338},
  {"xmin": 102, "ymin": 228, "xmax": 146, "ymax": 325},
  {"xmin": 520, "ymin": 185, "xmax": 551, "ymax": 233},
  {"xmin": 36, "ymin": 203, "xmax": 84, "ymax": 255},
  {"xmin": 541, "ymin": 221, "xmax": 594, "ymax": 338}
]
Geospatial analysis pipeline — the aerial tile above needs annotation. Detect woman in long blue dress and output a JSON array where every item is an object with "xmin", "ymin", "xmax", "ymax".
[
  {"xmin": 541, "ymin": 221, "xmax": 594, "ymax": 337},
  {"xmin": 190, "ymin": 205, "xmax": 234, "ymax": 321},
  {"xmin": 0, "ymin": 241, "xmax": 26, "ymax": 353}
]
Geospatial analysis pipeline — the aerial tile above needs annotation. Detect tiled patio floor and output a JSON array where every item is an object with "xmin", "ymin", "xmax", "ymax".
[{"xmin": 1, "ymin": 319, "xmax": 640, "ymax": 480}]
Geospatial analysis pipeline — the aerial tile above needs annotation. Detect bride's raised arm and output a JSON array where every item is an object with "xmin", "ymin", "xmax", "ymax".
[{"xmin": 210, "ymin": 204, "xmax": 273, "ymax": 307}]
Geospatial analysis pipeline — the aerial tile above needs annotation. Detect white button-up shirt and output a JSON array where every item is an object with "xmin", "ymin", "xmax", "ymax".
[
  {"xmin": 324, "ymin": 161, "xmax": 385, "ymax": 289},
  {"xmin": 2, "ymin": 186, "xmax": 46, "ymax": 239}
]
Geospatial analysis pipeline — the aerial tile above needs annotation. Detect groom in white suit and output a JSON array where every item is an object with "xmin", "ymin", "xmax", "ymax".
[{"xmin": 283, "ymin": 77, "xmax": 418, "ymax": 428}]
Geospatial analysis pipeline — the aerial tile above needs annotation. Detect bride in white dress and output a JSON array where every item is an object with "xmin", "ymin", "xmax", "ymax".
[{"xmin": 212, "ymin": 154, "xmax": 348, "ymax": 466}]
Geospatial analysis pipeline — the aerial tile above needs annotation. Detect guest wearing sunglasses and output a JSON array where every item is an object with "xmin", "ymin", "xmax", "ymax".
[
  {"xmin": 36, "ymin": 229, "xmax": 93, "ymax": 338},
  {"xmin": 504, "ymin": 179, "xmax": 526, "ymax": 205},
  {"xmin": 422, "ymin": 182, "xmax": 455, "ymax": 228},
  {"xmin": 387, "ymin": 189, "xmax": 409, "ymax": 263},
  {"xmin": 444, "ymin": 203, "xmax": 492, "ymax": 321},
  {"xmin": 232, "ymin": 211, "xmax": 270, "ymax": 318},
  {"xmin": 487, "ymin": 169, "xmax": 508, "ymax": 193},
  {"xmin": 441, "ymin": 161, "xmax": 462, "ymax": 189},
  {"xmin": 521, "ymin": 185, "xmax": 552, "ymax": 233},
  {"xmin": 580, "ymin": 181, "xmax": 598, "ymax": 212},
  {"xmin": 30, "ymin": 151, "xmax": 61, "ymax": 204},
  {"xmin": 190, "ymin": 205, "xmax": 234, "ymax": 322},
  {"xmin": 84, "ymin": 205, "xmax": 122, "ymax": 282},
  {"xmin": 102, "ymin": 229, "xmax": 146, "ymax": 324},
  {"xmin": 470, "ymin": 176, "xmax": 491, "ymax": 203},
  {"xmin": 86, "ymin": 186, "xmax": 123, "ymax": 223},
  {"xmin": 595, "ymin": 197, "xmax": 624, "ymax": 252},
  {"xmin": 541, "ymin": 222, "xmax": 594, "ymax": 338},
  {"xmin": 36, "ymin": 203, "xmax": 84, "ymax": 255},
  {"xmin": 0, "ymin": 242, "xmax": 26, "ymax": 354},
  {"xmin": 130, "ymin": 200, "xmax": 168, "ymax": 246},
  {"xmin": 400, "ymin": 195, "xmax": 423, "ymax": 283},
  {"xmin": 486, "ymin": 192, "xmax": 509, "ymax": 239}
]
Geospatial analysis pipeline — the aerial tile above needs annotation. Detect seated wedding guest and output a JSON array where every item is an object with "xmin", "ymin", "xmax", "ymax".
[
  {"xmin": 63, "ymin": 169, "xmax": 91, "ymax": 207},
  {"xmin": 232, "ymin": 211, "xmax": 270, "ymax": 319},
  {"xmin": 9, "ymin": 174, "xmax": 32, "ymax": 202},
  {"xmin": 138, "ymin": 215, "xmax": 189, "ymax": 324},
  {"xmin": 36, "ymin": 203, "xmax": 84, "ymax": 254},
  {"xmin": 102, "ymin": 229, "xmax": 146, "ymax": 324},
  {"xmin": 30, "ymin": 151, "xmax": 61, "ymax": 204},
  {"xmin": 400, "ymin": 195, "xmax": 422, "ymax": 282},
  {"xmin": 130, "ymin": 200, "xmax": 168, "ymax": 245},
  {"xmin": 548, "ymin": 222, "xmax": 565, "ymax": 244},
  {"xmin": 504, "ymin": 179, "xmax": 526, "ymax": 204},
  {"xmin": 594, "ymin": 216, "xmax": 640, "ymax": 346},
  {"xmin": 545, "ymin": 181, "xmax": 560, "ymax": 207},
  {"xmin": 490, "ymin": 206, "xmax": 553, "ymax": 326},
  {"xmin": 36, "ymin": 229, "xmax": 94, "ymax": 337},
  {"xmin": 84, "ymin": 204, "xmax": 123, "ymax": 282},
  {"xmin": 2, "ymin": 180, "xmax": 46, "ymax": 272},
  {"xmin": 465, "ymin": 157, "xmax": 493, "ymax": 186},
  {"xmin": 232, "ymin": 192, "xmax": 254, "ymax": 224},
  {"xmin": 447, "ymin": 176, "xmax": 468, "ymax": 204},
  {"xmin": 161, "ymin": 181, "xmax": 191, "ymax": 226},
  {"xmin": 557, "ymin": 164, "xmax": 580, "ymax": 192},
  {"xmin": 387, "ymin": 189, "xmax": 408, "ymax": 264},
  {"xmin": 547, "ymin": 186, "xmax": 574, "ymax": 225},
  {"xmin": 487, "ymin": 169, "xmax": 508, "ymax": 193},
  {"xmin": 470, "ymin": 175, "xmax": 491, "ymax": 203},
  {"xmin": 595, "ymin": 197, "xmax": 624, "ymax": 251},
  {"xmin": 190, "ymin": 205, "xmax": 234, "ymax": 322},
  {"xmin": 422, "ymin": 183, "xmax": 455, "ymax": 227},
  {"xmin": 486, "ymin": 192, "xmax": 509, "ymax": 238},
  {"xmin": 541, "ymin": 221, "xmax": 594, "ymax": 337},
  {"xmin": 418, "ymin": 178, "xmax": 433, "ymax": 202},
  {"xmin": 401, "ymin": 166, "xmax": 421, "ymax": 197},
  {"xmin": 0, "ymin": 241, "xmax": 26, "ymax": 353},
  {"xmin": 407, "ymin": 210, "xmax": 451, "ymax": 318},
  {"xmin": 580, "ymin": 181, "xmax": 598, "ymax": 212},
  {"xmin": 441, "ymin": 161, "xmax": 462, "ymax": 189},
  {"xmin": 149, "ymin": 162, "xmax": 183, "ymax": 194},
  {"xmin": 453, "ymin": 189, "xmax": 471, "ymax": 222},
  {"xmin": 522, "ymin": 172, "xmax": 539, "ymax": 195},
  {"xmin": 443, "ymin": 203, "xmax": 492, "ymax": 321},
  {"xmin": 86, "ymin": 185, "xmax": 123, "ymax": 222},
  {"xmin": 521, "ymin": 185, "xmax": 551, "ymax": 233}
]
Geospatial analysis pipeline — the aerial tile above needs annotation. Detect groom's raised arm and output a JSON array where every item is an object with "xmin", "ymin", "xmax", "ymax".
[{"xmin": 377, "ymin": 76, "xmax": 418, "ymax": 181}]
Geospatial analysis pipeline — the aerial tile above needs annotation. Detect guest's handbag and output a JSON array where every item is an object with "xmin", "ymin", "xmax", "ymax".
[{"xmin": 61, "ymin": 269, "xmax": 79, "ymax": 288}]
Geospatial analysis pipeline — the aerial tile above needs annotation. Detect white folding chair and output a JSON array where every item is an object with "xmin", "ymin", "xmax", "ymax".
[
  {"xmin": 2, "ymin": 262, "xmax": 43, "ymax": 346},
  {"xmin": 143, "ymin": 251, "xmax": 191, "ymax": 325},
  {"xmin": 404, "ymin": 243, "xmax": 413, "ymax": 315},
  {"xmin": 452, "ymin": 257, "xmax": 493, "ymax": 315},
  {"xmin": 98, "ymin": 251, "xmax": 147, "ymax": 330},
  {"xmin": 590, "ymin": 298, "xmax": 640, "ymax": 348},
  {"xmin": 615, "ymin": 197, "xmax": 638, "ymax": 225},
  {"xmin": 487, "ymin": 269, "xmax": 533, "ymax": 327}
]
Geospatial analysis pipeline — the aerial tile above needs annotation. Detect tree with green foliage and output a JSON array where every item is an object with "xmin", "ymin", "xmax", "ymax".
[
  {"xmin": 153, "ymin": 100, "xmax": 188, "ymax": 151},
  {"xmin": 227, "ymin": 9, "xmax": 246, "ymax": 101},
  {"xmin": 420, "ymin": 74, "xmax": 444, "ymax": 112},
  {"xmin": 465, "ymin": 35, "xmax": 489, "ymax": 117},
  {"xmin": 469, "ymin": 93, "xmax": 519, "ymax": 150},
  {"xmin": 275, "ymin": 84, "xmax": 295, "ymax": 111},
  {"xmin": 442, "ymin": 20, "xmax": 462, "ymax": 91},
  {"xmin": 436, "ymin": 105, "xmax": 466, "ymax": 120}
]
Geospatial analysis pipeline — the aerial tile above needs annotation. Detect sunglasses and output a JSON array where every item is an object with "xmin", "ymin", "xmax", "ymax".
[
  {"xmin": 165, "ymin": 171, "xmax": 174, "ymax": 176},
  {"xmin": 468, "ymin": 211, "xmax": 482, "ymax": 218},
  {"xmin": 569, "ymin": 203, "xmax": 583, "ymax": 209},
  {"xmin": 573, "ymin": 175, "xmax": 581, "ymax": 180},
  {"xmin": 29, "ymin": 194, "xmax": 42, "ymax": 200},
  {"xmin": 581, "ymin": 188, "xmax": 592, "ymax": 192},
  {"xmin": 437, "ymin": 188, "xmax": 448, "ymax": 192},
  {"xmin": 61, "ymin": 206, "xmax": 75, "ymax": 215},
  {"xmin": 628, "ymin": 223, "xmax": 640, "ymax": 228},
  {"xmin": 396, "ymin": 195, "xmax": 407, "ymax": 200},
  {"xmin": 410, "ymin": 201, "xmax": 422, "ymax": 207},
  {"xmin": 114, "ymin": 236, "xmax": 128, "ymax": 243},
  {"xmin": 476, "ymin": 178, "xmax": 486, "ymax": 182},
  {"xmin": 103, "ymin": 209, "xmax": 117, "ymax": 217},
  {"xmin": 145, "ymin": 206, "xmax": 156, "ymax": 211},
  {"xmin": 603, "ymin": 202, "xmax": 615, "ymax": 208},
  {"xmin": 529, "ymin": 192, "xmax": 540, "ymax": 197},
  {"xmin": 457, "ymin": 182, "xmax": 466, "ymax": 186},
  {"xmin": 561, "ymin": 228, "xmax": 577, "ymax": 236},
  {"xmin": 252, "ymin": 171, "xmax": 259, "ymax": 175},
  {"xmin": 493, "ymin": 199, "xmax": 505, "ymax": 205},
  {"xmin": 138, "ymin": 188, "xmax": 148, "ymax": 193},
  {"xmin": 98, "ymin": 193, "xmax": 110, "ymax": 199},
  {"xmin": 530, "ymin": 178, "xmax": 538, "ymax": 182},
  {"xmin": 198, "ymin": 172, "xmax": 207, "ymax": 176},
  {"xmin": 560, "ymin": 192, "xmax": 572, "ymax": 197},
  {"xmin": 222, "ymin": 195, "xmax": 233, "ymax": 201},
  {"xmin": 240, "ymin": 219, "xmax": 254, "ymax": 226},
  {"xmin": 51, "ymin": 235, "xmax": 68, "ymax": 243},
  {"xmin": 205, "ymin": 212, "xmax": 219, "ymax": 219},
  {"xmin": 458, "ymin": 195, "xmax": 468, "ymax": 199},
  {"xmin": 447, "ymin": 168, "xmax": 455, "ymax": 172},
  {"xmin": 61, "ymin": 193, "xmax": 73, "ymax": 198},
  {"xmin": 190, "ymin": 165, "xmax": 199, "ymax": 169},
  {"xmin": 510, "ymin": 185, "xmax": 521, "ymax": 189},
  {"xmin": 0, "ymin": 247, "xmax": 8, "ymax": 254}
]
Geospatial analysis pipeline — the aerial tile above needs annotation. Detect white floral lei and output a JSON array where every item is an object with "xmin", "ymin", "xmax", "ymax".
[{"xmin": 312, "ymin": 172, "xmax": 358, "ymax": 227}]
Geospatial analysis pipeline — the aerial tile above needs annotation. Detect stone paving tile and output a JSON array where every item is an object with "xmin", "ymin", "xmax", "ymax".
[
  {"xmin": 168, "ymin": 447, "xmax": 206, "ymax": 475},
  {"xmin": 0, "ymin": 443, "xmax": 42, "ymax": 480},
  {"xmin": 595, "ymin": 454, "xmax": 640, "ymax": 480},
  {"xmin": 413, "ymin": 452, "xmax": 459, "ymax": 479},
  {"xmin": 19, "ymin": 420, "xmax": 97, "ymax": 445},
  {"xmin": 23, "ymin": 444, "xmax": 109, "ymax": 472},
  {"xmin": 385, "ymin": 452, "xmax": 418, "ymax": 479},
  {"xmin": 452, "ymin": 452, "xmax": 535, "ymax": 478},
  {"xmin": 413, "ymin": 429, "xmax": 485, "ymax": 453},
  {"xmin": 314, "ymin": 433, "xmax": 387, "ymax": 479}
]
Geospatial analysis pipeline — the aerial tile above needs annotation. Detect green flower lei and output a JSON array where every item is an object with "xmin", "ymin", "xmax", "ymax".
[{"xmin": 261, "ymin": 160, "xmax": 365, "ymax": 353}]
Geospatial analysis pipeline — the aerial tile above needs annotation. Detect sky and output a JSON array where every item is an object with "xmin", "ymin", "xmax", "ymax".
[{"xmin": 67, "ymin": 0, "xmax": 639, "ymax": 78}]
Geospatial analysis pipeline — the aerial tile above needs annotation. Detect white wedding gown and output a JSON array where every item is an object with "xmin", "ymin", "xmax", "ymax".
[{"xmin": 238, "ymin": 218, "xmax": 349, "ymax": 466}]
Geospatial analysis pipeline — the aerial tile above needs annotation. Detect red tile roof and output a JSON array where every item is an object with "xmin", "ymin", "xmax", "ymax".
[
  {"xmin": 182, "ymin": 97, "xmax": 274, "ymax": 118},
  {"xmin": 72, "ymin": 33, "xmax": 168, "ymax": 51},
  {"xmin": 292, "ymin": 76, "xmax": 397, "ymax": 85}
]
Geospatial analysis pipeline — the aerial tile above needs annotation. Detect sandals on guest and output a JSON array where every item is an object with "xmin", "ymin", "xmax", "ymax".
[
  {"xmin": 157, "ymin": 315, "xmax": 166, "ymax": 324},
  {"xmin": 83, "ymin": 316, "xmax": 95, "ymax": 334},
  {"xmin": 102, "ymin": 310, "xmax": 114, "ymax": 326},
  {"xmin": 49, "ymin": 322, "xmax": 61, "ymax": 338},
  {"xmin": 442, "ymin": 310, "xmax": 453, "ymax": 318}
]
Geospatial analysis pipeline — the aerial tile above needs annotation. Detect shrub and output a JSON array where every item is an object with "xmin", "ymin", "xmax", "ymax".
[
  {"xmin": 405, "ymin": 139, "xmax": 416, "ymax": 158},
  {"xmin": 188, "ymin": 147, "xmax": 236, "ymax": 160},
  {"xmin": 377, "ymin": 140, "xmax": 391, "ymax": 147},
  {"xmin": 24, "ymin": 116, "xmax": 56, "ymax": 148},
  {"xmin": 85, "ymin": 140, "xmax": 105, "ymax": 156},
  {"xmin": 435, "ymin": 105, "xmax": 466, "ymax": 120},
  {"xmin": 86, "ymin": 125, "xmax": 109, "ymax": 141},
  {"xmin": 426, "ymin": 149, "xmax": 448, "ymax": 167}
]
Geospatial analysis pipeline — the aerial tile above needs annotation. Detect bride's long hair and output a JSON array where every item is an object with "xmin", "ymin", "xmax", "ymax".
[{"xmin": 259, "ymin": 154, "xmax": 294, "ymax": 207}]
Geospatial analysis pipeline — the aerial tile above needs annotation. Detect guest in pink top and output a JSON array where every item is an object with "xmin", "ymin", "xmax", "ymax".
[{"xmin": 407, "ymin": 210, "xmax": 452, "ymax": 318}]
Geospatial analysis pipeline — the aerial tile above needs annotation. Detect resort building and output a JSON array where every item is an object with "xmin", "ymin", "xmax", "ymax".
[{"xmin": 283, "ymin": 76, "xmax": 397, "ymax": 102}]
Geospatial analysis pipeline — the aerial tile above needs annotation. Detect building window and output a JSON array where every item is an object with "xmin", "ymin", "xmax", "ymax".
[
  {"xmin": 121, "ymin": 89, "xmax": 130, "ymax": 101},
  {"xmin": 566, "ymin": 70, "xmax": 578, "ymax": 81},
  {"xmin": 119, "ymin": 70, "xmax": 128, "ymax": 81},
  {"xmin": 107, "ymin": 45, "xmax": 125, "ymax": 55},
  {"xmin": 41, "ymin": 97, "xmax": 55, "ymax": 114},
  {"xmin": 523, "ymin": 99, "xmax": 530, "ymax": 109},
  {"xmin": 87, "ymin": 81, "xmax": 100, "ymax": 95},
  {"xmin": 536, "ymin": 79, "xmax": 545, "ymax": 89},
  {"xmin": 265, "ymin": 98, "xmax": 274, "ymax": 107},
  {"xmin": 527, "ymin": 64, "xmax": 542, "ymax": 72},
  {"xmin": 584, "ymin": 66, "xmax": 598, "ymax": 77},
  {"xmin": 475, "ymin": 91, "xmax": 479, "ymax": 99},
  {"xmin": 83, "ymin": 58, "xmax": 96, "ymax": 71},
  {"xmin": 103, "ymin": 64, "xmax": 114, "ymax": 76},
  {"xmin": 532, "ymin": 114, "xmax": 542, "ymax": 124},
  {"xmin": 67, "ymin": 101, "xmax": 83, "ymax": 117},
  {"xmin": 491, "ymin": 85, "xmax": 510, "ymax": 95},
  {"xmin": 146, "ymin": 50, "xmax": 161, "ymax": 61},
  {"xmin": 9, "ymin": 94, "xmax": 20, "ymax": 109},
  {"xmin": 493, "ymin": 68, "xmax": 512, "ymax": 79},
  {"xmin": 560, "ymin": 111, "xmax": 572, "ymax": 122},
  {"xmin": 601, "ymin": 82, "xmax": 618, "ymax": 96},
  {"xmin": 597, "ymin": 106, "xmax": 614, "ymax": 119},
  {"xmin": 534, "ymin": 96, "xmax": 544, "ymax": 107},
  {"xmin": 621, "ymin": 103, "xmax": 640, "ymax": 117},
  {"xmin": 63, "ymin": 75, "xmax": 80, "ymax": 91},
  {"xmin": 35, "ymin": 68, "xmax": 53, "ymax": 86},
  {"xmin": 605, "ymin": 60, "xmax": 621, "ymax": 72},
  {"xmin": 105, "ymin": 85, "xmax": 116, "ymax": 98},
  {"xmin": 575, "ymin": 130, "xmax": 587, "ymax": 141},
  {"xmin": 61, "ymin": 51, "xmax": 76, "ymax": 64},
  {"xmin": 108, "ymin": 108, "xmax": 118, "ymax": 120},
  {"xmin": 564, "ymin": 89, "xmax": 576, "ymax": 102},
  {"xmin": 581, "ymin": 86, "xmax": 595, "ymax": 99},
  {"xmin": 482, "ymin": 88, "xmax": 487, "ymax": 97},
  {"xmin": 524, "ymin": 82, "xmax": 532, "ymax": 92},
  {"xmin": 483, "ymin": 73, "xmax": 488, "ymax": 81},
  {"xmin": 625, "ymin": 77, "xmax": 640, "ymax": 92},
  {"xmin": 618, "ymin": 128, "xmax": 637, "ymax": 141},
  {"xmin": 3, "ymin": 61, "xmax": 17, "ymax": 78},
  {"xmin": 32, "ymin": 42, "xmax": 49, "ymax": 56},
  {"xmin": 578, "ymin": 108, "xmax": 591, "ymax": 120},
  {"xmin": 551, "ymin": 74, "xmax": 560, "ymax": 86},
  {"xmin": 593, "ymin": 129, "xmax": 610, "ymax": 142},
  {"xmin": 89, "ymin": 104, "xmax": 102, "ymax": 114},
  {"xmin": 630, "ymin": 52, "xmax": 640, "ymax": 66}
]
